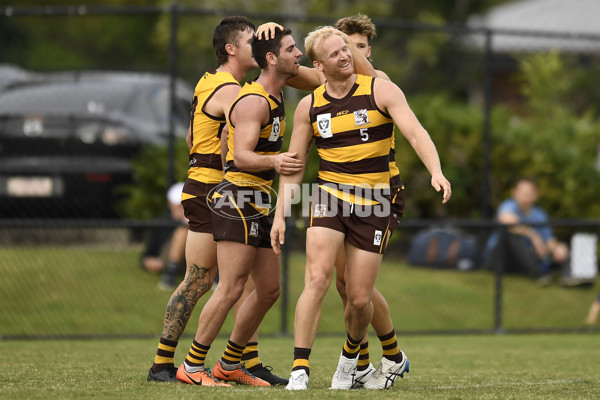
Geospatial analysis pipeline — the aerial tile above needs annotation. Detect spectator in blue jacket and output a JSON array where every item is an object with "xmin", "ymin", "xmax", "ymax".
[{"xmin": 485, "ymin": 177, "xmax": 569, "ymax": 285}]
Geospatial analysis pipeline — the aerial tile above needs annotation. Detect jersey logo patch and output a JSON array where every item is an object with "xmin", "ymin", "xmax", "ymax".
[
  {"xmin": 313, "ymin": 204, "xmax": 328, "ymax": 217},
  {"xmin": 316, "ymin": 113, "xmax": 333, "ymax": 138},
  {"xmin": 354, "ymin": 109, "xmax": 370, "ymax": 126},
  {"xmin": 373, "ymin": 230, "xmax": 383, "ymax": 246},
  {"xmin": 249, "ymin": 221, "xmax": 259, "ymax": 237},
  {"xmin": 268, "ymin": 117, "xmax": 281, "ymax": 142}
]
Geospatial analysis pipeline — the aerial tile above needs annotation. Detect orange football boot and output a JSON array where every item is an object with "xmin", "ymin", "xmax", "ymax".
[
  {"xmin": 212, "ymin": 360, "xmax": 271, "ymax": 386},
  {"xmin": 176, "ymin": 363, "xmax": 231, "ymax": 387}
]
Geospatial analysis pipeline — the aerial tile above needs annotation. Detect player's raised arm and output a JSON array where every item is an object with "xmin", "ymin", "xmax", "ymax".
[
  {"xmin": 374, "ymin": 78, "xmax": 452, "ymax": 204},
  {"xmin": 271, "ymin": 95, "xmax": 314, "ymax": 254},
  {"xmin": 285, "ymin": 30, "xmax": 380, "ymax": 92}
]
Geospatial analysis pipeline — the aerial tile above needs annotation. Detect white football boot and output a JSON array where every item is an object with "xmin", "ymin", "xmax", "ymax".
[
  {"xmin": 330, "ymin": 353, "xmax": 359, "ymax": 389},
  {"xmin": 286, "ymin": 369, "xmax": 309, "ymax": 391},
  {"xmin": 364, "ymin": 351, "xmax": 409, "ymax": 390},
  {"xmin": 351, "ymin": 362, "xmax": 376, "ymax": 389}
]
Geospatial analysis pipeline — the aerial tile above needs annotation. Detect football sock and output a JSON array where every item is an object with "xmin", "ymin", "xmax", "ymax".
[
  {"xmin": 341, "ymin": 333, "xmax": 362, "ymax": 359},
  {"xmin": 220, "ymin": 340, "xmax": 245, "ymax": 369},
  {"xmin": 357, "ymin": 341, "xmax": 371, "ymax": 371},
  {"xmin": 379, "ymin": 329, "xmax": 403, "ymax": 363},
  {"xmin": 183, "ymin": 340, "xmax": 210, "ymax": 372},
  {"xmin": 241, "ymin": 341, "xmax": 261, "ymax": 372},
  {"xmin": 151, "ymin": 337, "xmax": 177, "ymax": 373},
  {"xmin": 292, "ymin": 347, "xmax": 311, "ymax": 376}
]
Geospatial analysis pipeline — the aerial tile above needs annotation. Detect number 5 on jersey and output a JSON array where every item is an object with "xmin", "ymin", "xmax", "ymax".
[{"xmin": 360, "ymin": 128, "xmax": 369, "ymax": 141}]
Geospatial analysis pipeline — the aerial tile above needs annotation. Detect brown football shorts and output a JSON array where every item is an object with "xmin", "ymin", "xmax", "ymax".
[
  {"xmin": 182, "ymin": 179, "xmax": 217, "ymax": 233},
  {"xmin": 210, "ymin": 181, "xmax": 273, "ymax": 248},
  {"xmin": 308, "ymin": 188, "xmax": 391, "ymax": 254}
]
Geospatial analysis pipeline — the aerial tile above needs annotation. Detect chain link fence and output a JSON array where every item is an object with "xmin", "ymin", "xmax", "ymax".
[{"xmin": 1, "ymin": 4, "xmax": 599, "ymax": 339}]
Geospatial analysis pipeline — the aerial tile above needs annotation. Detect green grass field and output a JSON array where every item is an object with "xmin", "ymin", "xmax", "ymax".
[
  {"xmin": 0, "ymin": 241, "xmax": 599, "ymax": 398},
  {"xmin": 0, "ymin": 244, "xmax": 598, "ymax": 337},
  {"xmin": 1, "ymin": 334, "xmax": 599, "ymax": 399}
]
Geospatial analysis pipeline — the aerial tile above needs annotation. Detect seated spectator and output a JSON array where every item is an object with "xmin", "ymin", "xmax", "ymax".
[
  {"xmin": 484, "ymin": 177, "xmax": 569, "ymax": 285},
  {"xmin": 140, "ymin": 182, "xmax": 188, "ymax": 290}
]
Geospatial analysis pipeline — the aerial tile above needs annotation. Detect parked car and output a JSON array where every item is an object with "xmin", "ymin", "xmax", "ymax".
[{"xmin": 0, "ymin": 69, "xmax": 193, "ymax": 218}]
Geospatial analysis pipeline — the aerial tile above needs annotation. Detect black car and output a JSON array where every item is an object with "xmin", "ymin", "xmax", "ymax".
[{"xmin": 0, "ymin": 69, "xmax": 193, "ymax": 218}]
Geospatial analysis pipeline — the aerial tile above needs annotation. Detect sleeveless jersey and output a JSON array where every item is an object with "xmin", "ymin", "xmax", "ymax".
[
  {"xmin": 223, "ymin": 80, "xmax": 285, "ymax": 193},
  {"xmin": 309, "ymin": 74, "xmax": 393, "ymax": 205},
  {"xmin": 182, "ymin": 69, "xmax": 239, "ymax": 201}
]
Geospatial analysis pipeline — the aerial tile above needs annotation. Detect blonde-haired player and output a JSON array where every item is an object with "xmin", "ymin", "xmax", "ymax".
[{"xmin": 272, "ymin": 26, "xmax": 451, "ymax": 390}]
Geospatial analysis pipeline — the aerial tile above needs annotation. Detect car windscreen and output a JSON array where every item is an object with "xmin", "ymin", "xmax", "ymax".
[{"xmin": 0, "ymin": 82, "xmax": 144, "ymax": 119}]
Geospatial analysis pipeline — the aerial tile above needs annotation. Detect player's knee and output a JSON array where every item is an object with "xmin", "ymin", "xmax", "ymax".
[
  {"xmin": 218, "ymin": 282, "xmax": 245, "ymax": 307},
  {"xmin": 335, "ymin": 278, "xmax": 347, "ymax": 297},
  {"xmin": 306, "ymin": 273, "xmax": 332, "ymax": 298},
  {"xmin": 347, "ymin": 294, "xmax": 371, "ymax": 312},
  {"xmin": 260, "ymin": 286, "xmax": 280, "ymax": 306}
]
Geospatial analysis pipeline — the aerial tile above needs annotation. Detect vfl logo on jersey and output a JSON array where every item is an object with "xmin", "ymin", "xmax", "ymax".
[
  {"xmin": 316, "ymin": 113, "xmax": 333, "ymax": 138},
  {"xmin": 354, "ymin": 109, "xmax": 370, "ymax": 126},
  {"xmin": 313, "ymin": 204, "xmax": 328, "ymax": 217},
  {"xmin": 268, "ymin": 117, "xmax": 281, "ymax": 142},
  {"xmin": 373, "ymin": 230, "xmax": 383, "ymax": 246},
  {"xmin": 249, "ymin": 221, "xmax": 259, "ymax": 237}
]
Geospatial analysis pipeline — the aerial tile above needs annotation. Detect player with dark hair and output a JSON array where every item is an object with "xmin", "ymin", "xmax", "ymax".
[
  {"xmin": 147, "ymin": 16, "xmax": 287, "ymax": 386},
  {"xmin": 176, "ymin": 26, "xmax": 304, "ymax": 387}
]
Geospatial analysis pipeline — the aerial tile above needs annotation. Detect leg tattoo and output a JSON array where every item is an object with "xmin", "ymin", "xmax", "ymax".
[{"xmin": 161, "ymin": 264, "xmax": 213, "ymax": 340}]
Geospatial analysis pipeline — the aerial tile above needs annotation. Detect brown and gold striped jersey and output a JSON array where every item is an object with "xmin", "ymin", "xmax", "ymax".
[
  {"xmin": 223, "ymin": 80, "xmax": 285, "ymax": 193},
  {"xmin": 309, "ymin": 74, "xmax": 393, "ymax": 204},
  {"xmin": 185, "ymin": 69, "xmax": 240, "ymax": 192}
]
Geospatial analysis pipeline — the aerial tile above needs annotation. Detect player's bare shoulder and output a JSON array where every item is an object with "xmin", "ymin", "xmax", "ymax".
[
  {"xmin": 202, "ymin": 82, "xmax": 241, "ymax": 119},
  {"xmin": 230, "ymin": 93, "xmax": 271, "ymax": 126},
  {"xmin": 297, "ymin": 93, "xmax": 313, "ymax": 115},
  {"xmin": 373, "ymin": 76, "xmax": 406, "ymax": 110},
  {"xmin": 375, "ymin": 69, "xmax": 391, "ymax": 81}
]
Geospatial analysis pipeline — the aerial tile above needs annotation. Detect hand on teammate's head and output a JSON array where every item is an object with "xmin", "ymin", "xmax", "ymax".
[{"xmin": 255, "ymin": 22, "xmax": 283, "ymax": 40}]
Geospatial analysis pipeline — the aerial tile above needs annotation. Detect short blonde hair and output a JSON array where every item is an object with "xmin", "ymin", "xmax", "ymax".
[{"xmin": 304, "ymin": 26, "xmax": 339, "ymax": 62}]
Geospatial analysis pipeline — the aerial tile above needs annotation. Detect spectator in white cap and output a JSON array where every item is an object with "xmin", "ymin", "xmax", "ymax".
[{"xmin": 141, "ymin": 182, "xmax": 188, "ymax": 290}]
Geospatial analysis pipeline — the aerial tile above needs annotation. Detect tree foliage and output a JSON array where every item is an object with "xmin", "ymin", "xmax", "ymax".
[
  {"xmin": 4, "ymin": 0, "xmax": 598, "ymax": 221},
  {"xmin": 397, "ymin": 51, "xmax": 600, "ymax": 219},
  {"xmin": 489, "ymin": 52, "xmax": 600, "ymax": 219},
  {"xmin": 116, "ymin": 139, "xmax": 189, "ymax": 220}
]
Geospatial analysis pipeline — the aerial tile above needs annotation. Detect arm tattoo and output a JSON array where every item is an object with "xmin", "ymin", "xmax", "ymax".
[{"xmin": 305, "ymin": 137, "xmax": 314, "ymax": 156}]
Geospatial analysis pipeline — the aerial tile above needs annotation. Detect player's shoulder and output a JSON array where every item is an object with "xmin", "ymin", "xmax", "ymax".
[
  {"xmin": 375, "ymin": 69, "xmax": 391, "ymax": 81},
  {"xmin": 209, "ymin": 83, "xmax": 242, "ymax": 114},
  {"xmin": 372, "ymin": 74, "xmax": 397, "ymax": 89},
  {"xmin": 296, "ymin": 93, "xmax": 313, "ymax": 113},
  {"xmin": 373, "ymin": 75, "xmax": 404, "ymax": 102},
  {"xmin": 232, "ymin": 91, "xmax": 271, "ymax": 117}
]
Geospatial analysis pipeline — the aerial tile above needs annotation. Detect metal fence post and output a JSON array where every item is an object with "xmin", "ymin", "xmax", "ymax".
[
  {"xmin": 494, "ymin": 225, "xmax": 506, "ymax": 334},
  {"xmin": 481, "ymin": 29, "xmax": 493, "ymax": 220},
  {"xmin": 167, "ymin": 0, "xmax": 179, "ymax": 189}
]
